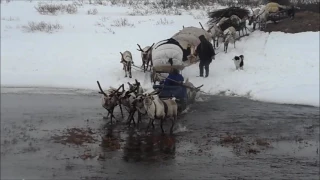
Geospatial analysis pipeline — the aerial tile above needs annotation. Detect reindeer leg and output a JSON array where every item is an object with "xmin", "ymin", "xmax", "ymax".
[
  {"xmin": 145, "ymin": 118, "xmax": 152, "ymax": 133},
  {"xmin": 170, "ymin": 116, "xmax": 176, "ymax": 135},
  {"xmin": 138, "ymin": 112, "xmax": 142, "ymax": 124},
  {"xmin": 129, "ymin": 64, "xmax": 132, "ymax": 78},
  {"xmin": 119, "ymin": 104, "xmax": 124, "ymax": 118},
  {"xmin": 151, "ymin": 119, "xmax": 155, "ymax": 129},
  {"xmin": 106, "ymin": 111, "xmax": 110, "ymax": 118},
  {"xmin": 110, "ymin": 107, "xmax": 114, "ymax": 124},
  {"xmin": 146, "ymin": 60, "xmax": 149, "ymax": 73},
  {"xmin": 150, "ymin": 59, "xmax": 153, "ymax": 71},
  {"xmin": 127, "ymin": 111, "xmax": 132, "ymax": 126},
  {"xmin": 131, "ymin": 110, "xmax": 136, "ymax": 126},
  {"xmin": 127, "ymin": 110, "xmax": 135, "ymax": 126},
  {"xmin": 160, "ymin": 118, "xmax": 164, "ymax": 134}
]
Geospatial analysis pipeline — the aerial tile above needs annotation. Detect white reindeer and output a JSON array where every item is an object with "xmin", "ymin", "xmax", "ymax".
[
  {"xmin": 248, "ymin": 8, "xmax": 261, "ymax": 30},
  {"xmin": 184, "ymin": 78, "xmax": 199, "ymax": 104},
  {"xmin": 120, "ymin": 51, "xmax": 134, "ymax": 78},
  {"xmin": 223, "ymin": 26, "xmax": 237, "ymax": 53},
  {"xmin": 143, "ymin": 93, "xmax": 178, "ymax": 134},
  {"xmin": 136, "ymin": 43, "xmax": 154, "ymax": 72},
  {"xmin": 206, "ymin": 23, "xmax": 223, "ymax": 49}
]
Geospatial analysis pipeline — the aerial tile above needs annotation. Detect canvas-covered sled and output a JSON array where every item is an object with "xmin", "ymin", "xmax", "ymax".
[
  {"xmin": 151, "ymin": 38, "xmax": 193, "ymax": 84},
  {"xmin": 151, "ymin": 27, "xmax": 212, "ymax": 83}
]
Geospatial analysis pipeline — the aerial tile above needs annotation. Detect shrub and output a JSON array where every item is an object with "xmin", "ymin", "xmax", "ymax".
[
  {"xmin": 191, "ymin": 11, "xmax": 207, "ymax": 19},
  {"xmin": 22, "ymin": 21, "xmax": 62, "ymax": 33},
  {"xmin": 111, "ymin": 18, "xmax": 135, "ymax": 27},
  {"xmin": 1, "ymin": 16, "xmax": 20, "ymax": 21},
  {"xmin": 87, "ymin": 8, "xmax": 98, "ymax": 15},
  {"xmin": 156, "ymin": 18, "xmax": 174, "ymax": 25},
  {"xmin": 34, "ymin": 3, "xmax": 78, "ymax": 15}
]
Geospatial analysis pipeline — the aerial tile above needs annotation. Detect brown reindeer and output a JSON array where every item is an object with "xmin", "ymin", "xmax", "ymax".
[{"xmin": 97, "ymin": 81, "xmax": 124, "ymax": 124}]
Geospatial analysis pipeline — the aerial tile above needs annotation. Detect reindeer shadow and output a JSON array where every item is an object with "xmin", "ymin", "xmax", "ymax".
[{"xmin": 122, "ymin": 130, "xmax": 176, "ymax": 163}]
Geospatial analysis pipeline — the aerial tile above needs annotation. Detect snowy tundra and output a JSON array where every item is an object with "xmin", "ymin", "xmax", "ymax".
[{"xmin": 1, "ymin": 1, "xmax": 319, "ymax": 107}]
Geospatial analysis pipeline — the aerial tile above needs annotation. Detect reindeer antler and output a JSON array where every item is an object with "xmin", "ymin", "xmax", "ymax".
[
  {"xmin": 256, "ymin": 9, "xmax": 265, "ymax": 18},
  {"xmin": 97, "ymin": 81, "xmax": 108, "ymax": 97},
  {"xmin": 207, "ymin": 24, "xmax": 215, "ymax": 32},
  {"xmin": 199, "ymin": 22, "xmax": 205, "ymax": 30},
  {"xmin": 135, "ymin": 79, "xmax": 140, "ymax": 85},
  {"xmin": 146, "ymin": 43, "xmax": 155, "ymax": 52},
  {"xmin": 136, "ymin": 44, "xmax": 144, "ymax": 52}
]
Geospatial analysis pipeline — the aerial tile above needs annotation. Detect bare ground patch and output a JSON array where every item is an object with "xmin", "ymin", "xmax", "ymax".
[
  {"xmin": 263, "ymin": 11, "xmax": 320, "ymax": 33},
  {"xmin": 51, "ymin": 127, "xmax": 98, "ymax": 146}
]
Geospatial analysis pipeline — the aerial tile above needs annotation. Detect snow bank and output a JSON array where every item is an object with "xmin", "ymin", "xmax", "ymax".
[{"xmin": 1, "ymin": 1, "xmax": 319, "ymax": 107}]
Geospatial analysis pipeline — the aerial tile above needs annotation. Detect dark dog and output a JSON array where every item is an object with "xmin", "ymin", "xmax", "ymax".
[{"xmin": 232, "ymin": 55, "xmax": 244, "ymax": 70}]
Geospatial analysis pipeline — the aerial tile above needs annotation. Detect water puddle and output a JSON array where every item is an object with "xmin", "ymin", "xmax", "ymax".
[{"xmin": 268, "ymin": 140, "xmax": 319, "ymax": 157}]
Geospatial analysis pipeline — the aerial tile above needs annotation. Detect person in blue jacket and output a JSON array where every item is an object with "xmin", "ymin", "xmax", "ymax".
[
  {"xmin": 164, "ymin": 68, "xmax": 184, "ymax": 86},
  {"xmin": 160, "ymin": 68, "xmax": 188, "ymax": 100}
]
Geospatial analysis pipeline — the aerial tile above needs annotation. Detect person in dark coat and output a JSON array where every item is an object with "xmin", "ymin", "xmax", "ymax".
[{"xmin": 194, "ymin": 35, "xmax": 215, "ymax": 77}]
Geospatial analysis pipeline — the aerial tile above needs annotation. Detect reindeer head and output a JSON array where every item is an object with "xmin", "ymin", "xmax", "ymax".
[
  {"xmin": 133, "ymin": 94, "xmax": 147, "ymax": 114},
  {"xmin": 127, "ymin": 79, "xmax": 142, "ymax": 93},
  {"xmin": 137, "ymin": 43, "xmax": 154, "ymax": 61},
  {"xmin": 142, "ymin": 91, "xmax": 160, "ymax": 107},
  {"xmin": 97, "ymin": 81, "xmax": 124, "ymax": 109},
  {"xmin": 101, "ymin": 93, "xmax": 119, "ymax": 109},
  {"xmin": 120, "ymin": 52, "xmax": 124, "ymax": 63}
]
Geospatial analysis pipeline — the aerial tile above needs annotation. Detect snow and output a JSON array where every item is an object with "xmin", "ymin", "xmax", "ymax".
[{"xmin": 1, "ymin": 1, "xmax": 319, "ymax": 107}]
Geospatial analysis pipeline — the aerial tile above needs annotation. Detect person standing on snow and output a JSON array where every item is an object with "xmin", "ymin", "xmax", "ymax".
[{"xmin": 194, "ymin": 35, "xmax": 215, "ymax": 77}]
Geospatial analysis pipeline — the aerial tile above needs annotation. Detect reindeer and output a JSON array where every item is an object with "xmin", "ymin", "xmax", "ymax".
[
  {"xmin": 223, "ymin": 26, "xmax": 237, "ymax": 53},
  {"xmin": 143, "ymin": 92, "xmax": 178, "ymax": 134},
  {"xmin": 248, "ymin": 8, "xmax": 261, "ymax": 30},
  {"xmin": 199, "ymin": 22, "xmax": 222, "ymax": 49},
  {"xmin": 118, "ymin": 79, "xmax": 145, "ymax": 126},
  {"xmin": 230, "ymin": 14, "xmax": 249, "ymax": 37},
  {"xmin": 136, "ymin": 43, "xmax": 154, "ymax": 72},
  {"xmin": 120, "ymin": 51, "xmax": 134, "ymax": 78},
  {"xmin": 184, "ymin": 78, "xmax": 201, "ymax": 104},
  {"xmin": 97, "ymin": 81, "xmax": 125, "ymax": 124}
]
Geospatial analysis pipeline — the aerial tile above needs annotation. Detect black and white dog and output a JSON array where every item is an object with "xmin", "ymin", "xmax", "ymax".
[{"xmin": 232, "ymin": 55, "xmax": 244, "ymax": 70}]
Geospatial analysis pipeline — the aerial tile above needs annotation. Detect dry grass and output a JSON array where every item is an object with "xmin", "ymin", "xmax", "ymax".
[
  {"xmin": 22, "ymin": 21, "xmax": 62, "ymax": 33},
  {"xmin": 156, "ymin": 18, "xmax": 174, "ymax": 25},
  {"xmin": 111, "ymin": 18, "xmax": 135, "ymax": 27},
  {"xmin": 1, "ymin": 16, "xmax": 20, "ymax": 21},
  {"xmin": 35, "ymin": 3, "xmax": 78, "ymax": 15},
  {"xmin": 87, "ymin": 8, "xmax": 98, "ymax": 15}
]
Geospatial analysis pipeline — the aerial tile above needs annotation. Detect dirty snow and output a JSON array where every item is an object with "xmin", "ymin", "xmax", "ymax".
[{"xmin": 1, "ymin": 1, "xmax": 319, "ymax": 107}]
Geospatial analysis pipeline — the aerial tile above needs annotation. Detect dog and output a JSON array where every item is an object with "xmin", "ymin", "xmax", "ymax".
[{"xmin": 232, "ymin": 55, "xmax": 244, "ymax": 70}]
